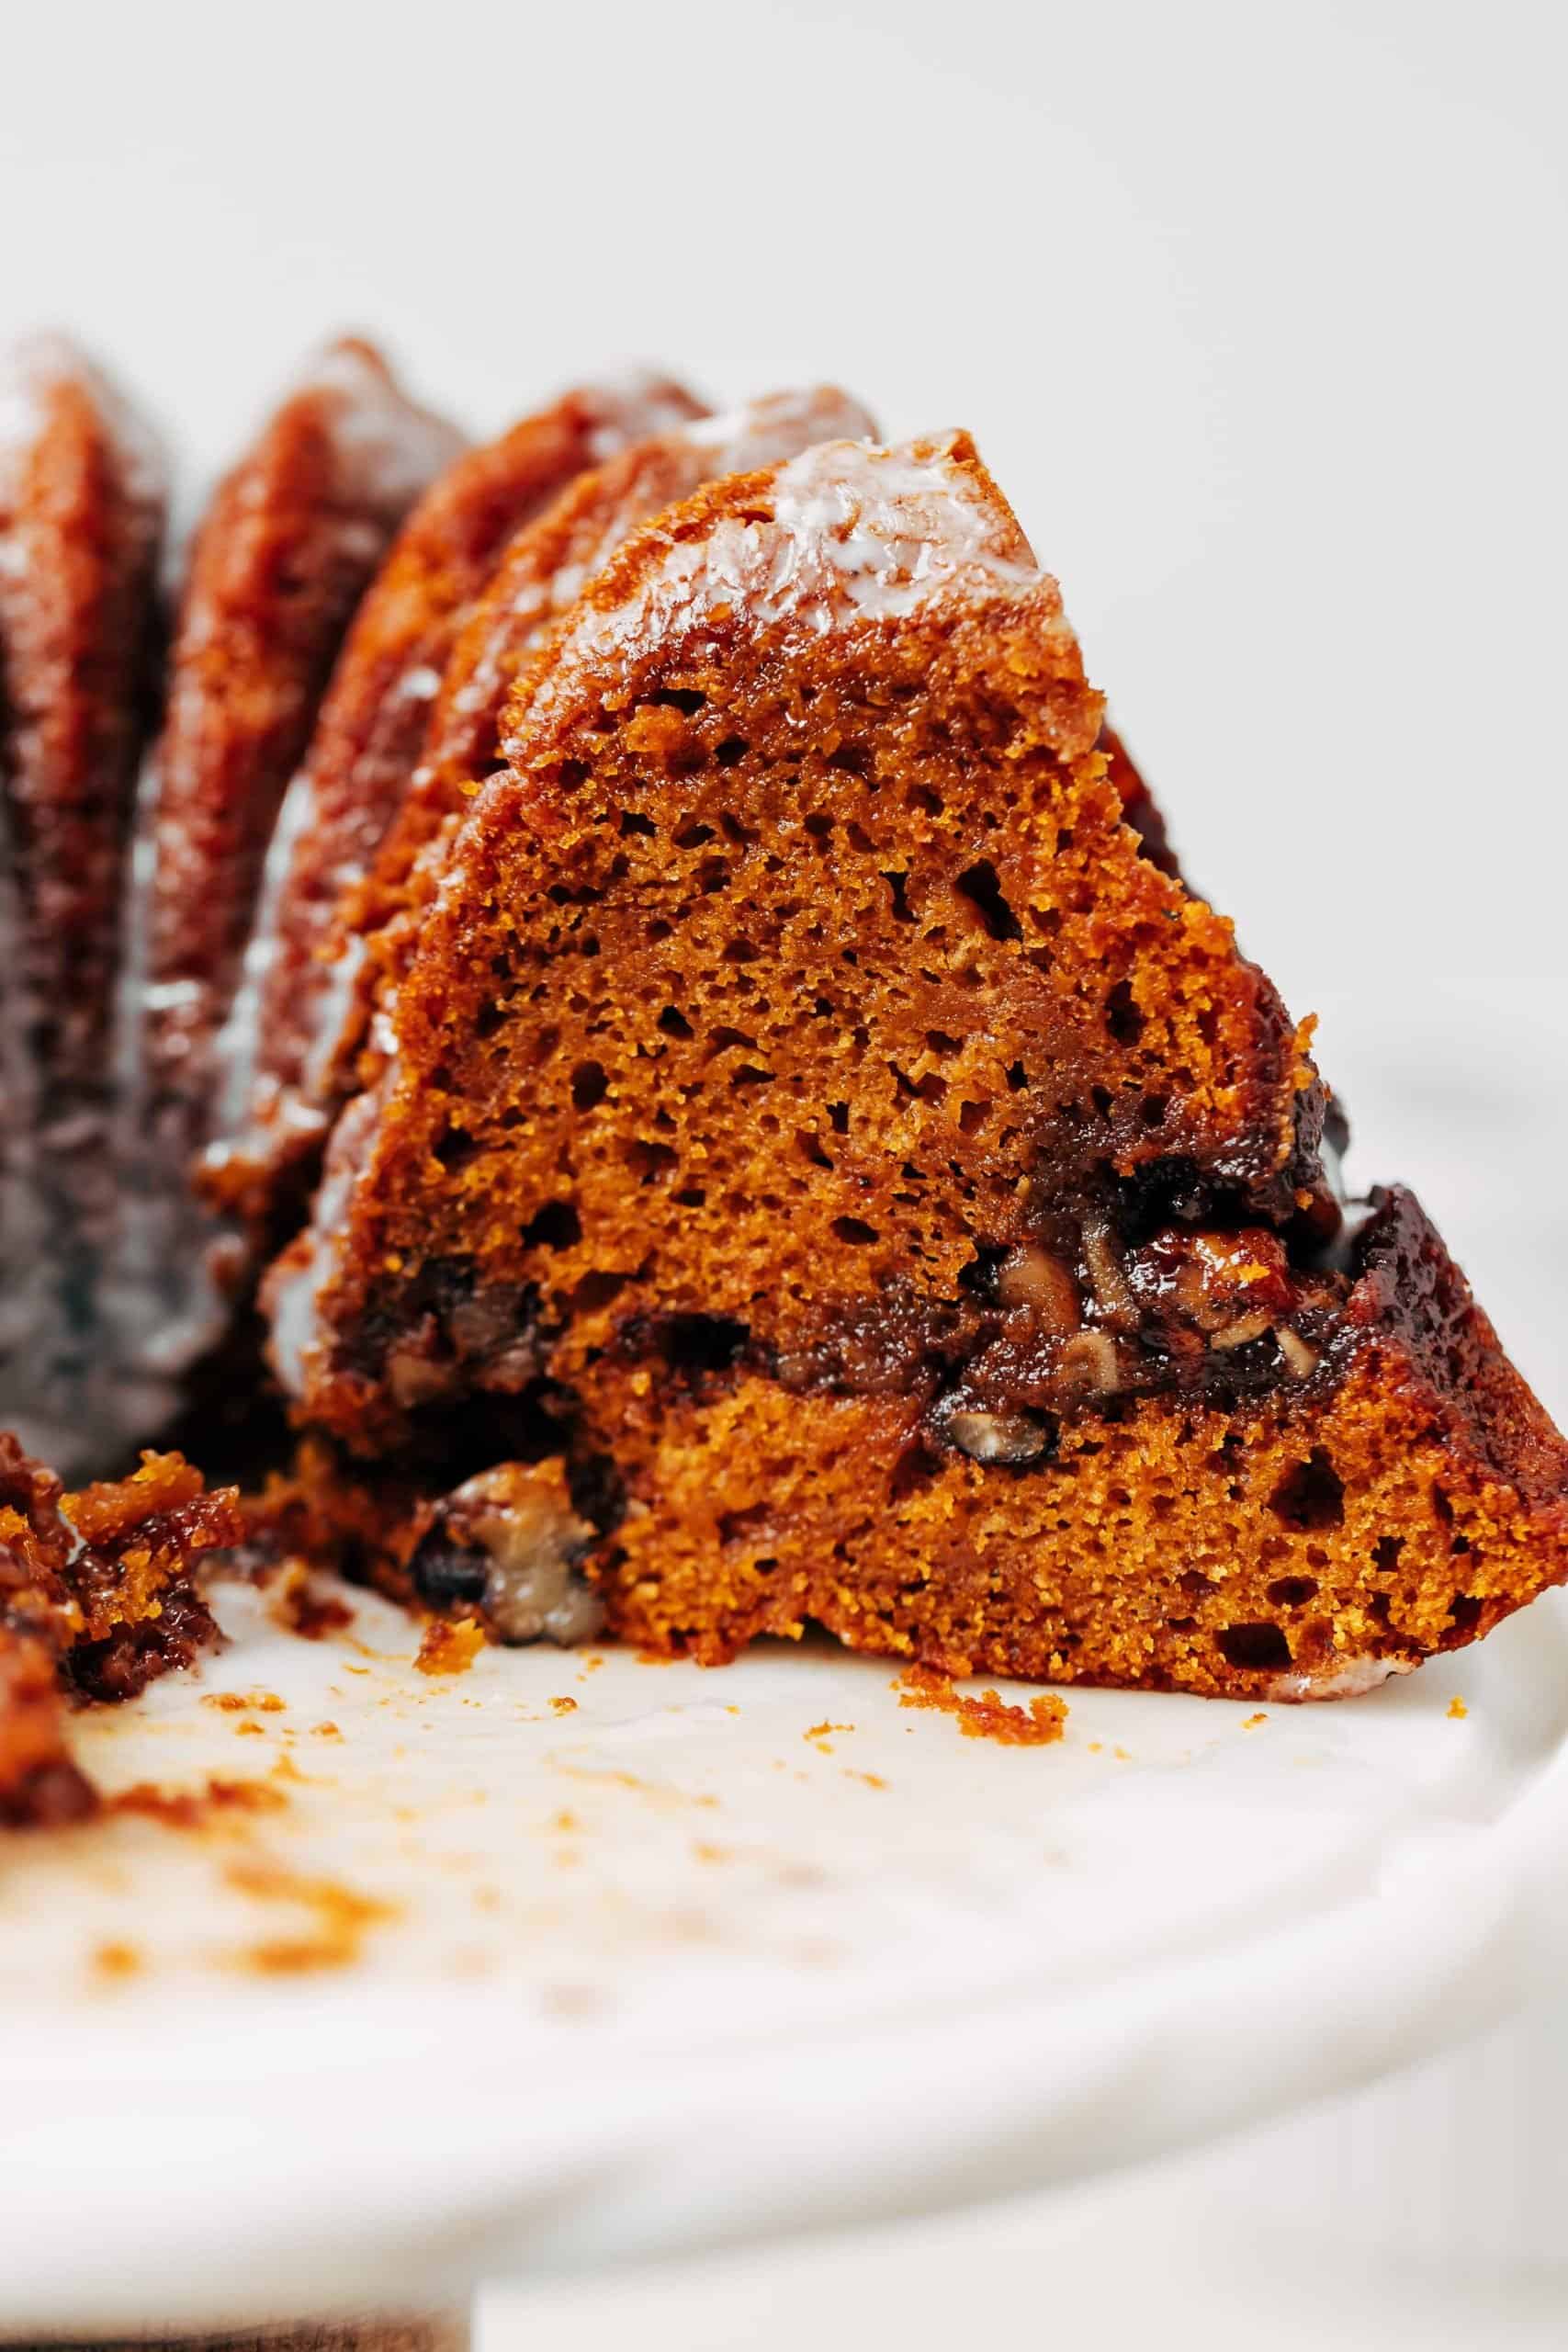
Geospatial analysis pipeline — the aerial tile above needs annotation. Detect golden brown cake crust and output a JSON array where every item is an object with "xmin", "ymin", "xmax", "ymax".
[
  {"xmin": 209, "ymin": 376, "xmax": 707, "ymax": 1220},
  {"xmin": 358, "ymin": 390, "xmax": 880, "ymax": 932}
]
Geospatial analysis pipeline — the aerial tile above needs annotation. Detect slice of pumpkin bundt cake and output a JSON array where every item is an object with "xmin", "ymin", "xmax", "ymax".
[{"xmin": 259, "ymin": 429, "xmax": 1568, "ymax": 1701}]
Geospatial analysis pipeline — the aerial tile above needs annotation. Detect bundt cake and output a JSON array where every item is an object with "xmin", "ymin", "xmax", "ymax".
[{"xmin": 2, "ymin": 335, "xmax": 1565, "ymax": 1821}]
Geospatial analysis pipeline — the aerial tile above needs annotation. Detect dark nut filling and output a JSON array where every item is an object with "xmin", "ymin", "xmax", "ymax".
[
  {"xmin": 994, "ymin": 1244, "xmax": 1080, "ymax": 1332},
  {"xmin": 413, "ymin": 1462, "xmax": 604, "ymax": 1645},
  {"xmin": 942, "ymin": 1407, "xmax": 1053, "ymax": 1466}
]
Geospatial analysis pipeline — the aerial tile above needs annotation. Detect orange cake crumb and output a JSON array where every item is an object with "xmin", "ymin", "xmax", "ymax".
[
  {"xmin": 108, "ymin": 1775, "xmax": 288, "ymax": 1828},
  {"xmin": 414, "ymin": 1617, "xmax": 486, "ymax": 1676},
  {"xmin": 92, "ymin": 1940, "xmax": 143, "ymax": 1981},
  {"xmin": 223, "ymin": 1860, "xmax": 396, "ymax": 1973},
  {"xmin": 896, "ymin": 1666, "xmax": 1067, "ymax": 1746}
]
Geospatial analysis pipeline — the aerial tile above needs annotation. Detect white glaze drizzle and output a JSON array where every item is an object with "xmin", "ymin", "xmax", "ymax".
[
  {"xmin": 296, "ymin": 337, "xmax": 465, "ymax": 522},
  {"xmin": 0, "ymin": 332, "xmax": 168, "ymax": 519},
  {"xmin": 207, "ymin": 769, "xmax": 322, "ymax": 1156},
  {"xmin": 527, "ymin": 433, "xmax": 1048, "ymax": 729},
  {"xmin": 264, "ymin": 1084, "xmax": 382, "ymax": 1397},
  {"xmin": 677, "ymin": 386, "xmax": 876, "ymax": 469},
  {"xmin": 1266, "ymin": 1654, "xmax": 1415, "ymax": 1702}
]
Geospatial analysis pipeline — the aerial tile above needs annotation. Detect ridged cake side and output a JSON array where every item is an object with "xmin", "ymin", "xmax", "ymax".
[{"xmin": 0, "ymin": 335, "xmax": 167, "ymax": 1458}]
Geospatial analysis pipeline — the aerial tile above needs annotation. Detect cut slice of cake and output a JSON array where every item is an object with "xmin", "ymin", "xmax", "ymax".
[{"xmin": 258, "ymin": 429, "xmax": 1568, "ymax": 1700}]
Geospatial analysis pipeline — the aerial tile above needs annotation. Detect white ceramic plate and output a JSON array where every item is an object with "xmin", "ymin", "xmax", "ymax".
[
  {"xmin": 2, "ymin": 981, "xmax": 1564, "ymax": 2335},
  {"xmin": 0, "ymin": 1566, "xmax": 1565, "ymax": 2335}
]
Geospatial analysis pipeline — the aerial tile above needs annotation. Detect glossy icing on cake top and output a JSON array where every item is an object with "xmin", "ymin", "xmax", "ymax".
[
  {"xmin": 537, "ymin": 391, "xmax": 879, "ymax": 619},
  {"xmin": 520, "ymin": 433, "xmax": 1051, "ymax": 738},
  {"xmin": 765, "ymin": 434, "xmax": 1041, "ymax": 619}
]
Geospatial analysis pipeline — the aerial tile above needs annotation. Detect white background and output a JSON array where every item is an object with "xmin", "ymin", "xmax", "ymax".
[
  {"xmin": 4, "ymin": 0, "xmax": 1564, "ymax": 1012},
  {"xmin": 3, "ymin": 2, "xmax": 1565, "ymax": 2345}
]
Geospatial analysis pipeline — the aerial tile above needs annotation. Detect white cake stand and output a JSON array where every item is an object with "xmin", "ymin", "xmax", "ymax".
[
  {"xmin": 0, "ymin": 1566, "xmax": 1564, "ymax": 2341},
  {"xmin": 3, "ymin": 984, "xmax": 1564, "ymax": 2344}
]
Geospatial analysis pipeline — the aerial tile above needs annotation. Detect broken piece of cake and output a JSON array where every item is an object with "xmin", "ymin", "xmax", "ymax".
[
  {"xmin": 0, "ymin": 1438, "xmax": 240, "ymax": 1826},
  {"xmin": 4, "ymin": 334, "xmax": 1566, "ymax": 1778}
]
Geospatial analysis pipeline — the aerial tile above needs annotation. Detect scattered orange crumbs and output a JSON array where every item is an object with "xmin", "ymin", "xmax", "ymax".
[
  {"xmin": 415, "ymin": 1618, "xmax": 485, "ymax": 1675},
  {"xmin": 92, "ymin": 1940, "xmax": 142, "ymax": 1981},
  {"xmin": 108, "ymin": 1775, "xmax": 288, "ymax": 1829},
  {"xmin": 270, "ymin": 1564, "xmax": 355, "ymax": 1641},
  {"xmin": 895, "ymin": 1665, "xmax": 1067, "ymax": 1747},
  {"xmin": 223, "ymin": 1860, "xmax": 396, "ymax": 1974}
]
